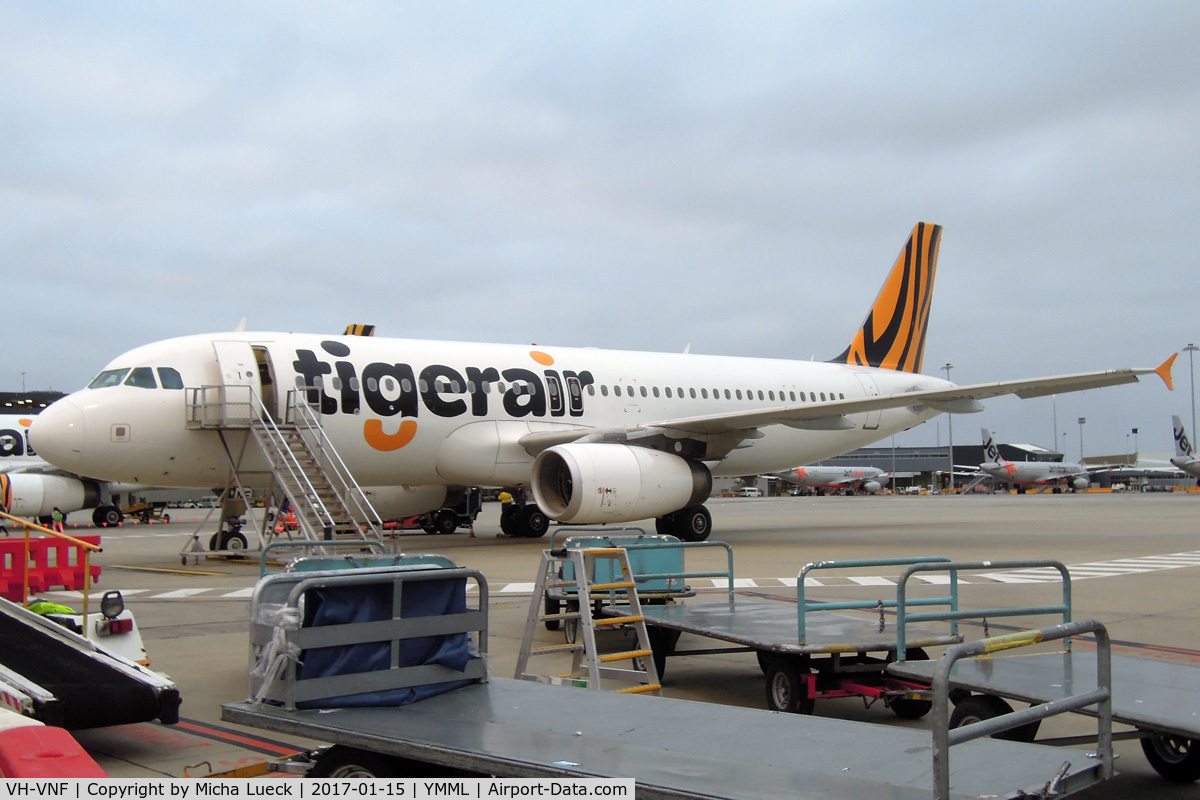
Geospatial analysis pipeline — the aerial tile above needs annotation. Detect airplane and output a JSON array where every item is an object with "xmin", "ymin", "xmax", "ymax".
[
  {"xmin": 770, "ymin": 465, "xmax": 890, "ymax": 495},
  {"xmin": 28, "ymin": 222, "xmax": 1177, "ymax": 541},
  {"xmin": 1, "ymin": 411, "xmax": 130, "ymax": 526},
  {"xmin": 1170, "ymin": 415, "xmax": 1200, "ymax": 484},
  {"xmin": 978, "ymin": 428, "xmax": 1090, "ymax": 493}
]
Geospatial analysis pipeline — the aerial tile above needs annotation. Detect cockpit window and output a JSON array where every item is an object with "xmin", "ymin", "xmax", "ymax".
[
  {"xmin": 88, "ymin": 368, "xmax": 130, "ymax": 389},
  {"xmin": 157, "ymin": 368, "xmax": 184, "ymax": 390},
  {"xmin": 124, "ymin": 367, "xmax": 158, "ymax": 389}
]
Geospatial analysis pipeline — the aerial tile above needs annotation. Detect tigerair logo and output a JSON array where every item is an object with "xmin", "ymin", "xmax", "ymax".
[
  {"xmin": 293, "ymin": 342, "xmax": 595, "ymax": 452},
  {"xmin": 0, "ymin": 419, "xmax": 35, "ymax": 458}
]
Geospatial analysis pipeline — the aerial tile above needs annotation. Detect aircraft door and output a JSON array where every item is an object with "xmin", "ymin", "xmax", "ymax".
[
  {"xmin": 853, "ymin": 373, "xmax": 882, "ymax": 431},
  {"xmin": 212, "ymin": 341, "xmax": 264, "ymax": 425}
]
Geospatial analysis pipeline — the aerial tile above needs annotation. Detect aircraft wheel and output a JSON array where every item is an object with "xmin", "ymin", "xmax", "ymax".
[
  {"xmin": 675, "ymin": 505, "xmax": 711, "ymax": 542},
  {"xmin": 93, "ymin": 505, "xmax": 123, "ymax": 527},
  {"xmin": 434, "ymin": 510, "xmax": 458, "ymax": 535},
  {"xmin": 654, "ymin": 516, "xmax": 673, "ymax": 535},
  {"xmin": 1141, "ymin": 732, "xmax": 1200, "ymax": 783},
  {"xmin": 764, "ymin": 655, "xmax": 814, "ymax": 714},
  {"xmin": 949, "ymin": 694, "xmax": 1040, "ymax": 742},
  {"xmin": 517, "ymin": 505, "xmax": 549, "ymax": 538},
  {"xmin": 211, "ymin": 531, "xmax": 248, "ymax": 551}
]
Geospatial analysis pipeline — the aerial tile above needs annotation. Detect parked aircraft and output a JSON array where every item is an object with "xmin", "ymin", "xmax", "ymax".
[
  {"xmin": 1, "ymin": 412, "xmax": 129, "ymax": 525},
  {"xmin": 771, "ymin": 465, "xmax": 890, "ymax": 494},
  {"xmin": 979, "ymin": 428, "xmax": 1090, "ymax": 493},
  {"xmin": 29, "ymin": 223, "xmax": 1175, "ymax": 540},
  {"xmin": 1171, "ymin": 415, "xmax": 1200, "ymax": 483}
]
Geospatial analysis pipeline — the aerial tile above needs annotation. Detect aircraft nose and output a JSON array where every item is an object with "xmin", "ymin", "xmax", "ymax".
[{"xmin": 29, "ymin": 398, "xmax": 85, "ymax": 473}]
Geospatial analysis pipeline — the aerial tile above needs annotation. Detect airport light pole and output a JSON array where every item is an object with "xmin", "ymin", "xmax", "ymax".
[
  {"xmin": 1078, "ymin": 417, "xmax": 1086, "ymax": 462},
  {"xmin": 1132, "ymin": 427, "xmax": 1139, "ymax": 460},
  {"xmin": 943, "ymin": 363, "xmax": 954, "ymax": 493},
  {"xmin": 1186, "ymin": 343, "xmax": 1199, "ymax": 442}
]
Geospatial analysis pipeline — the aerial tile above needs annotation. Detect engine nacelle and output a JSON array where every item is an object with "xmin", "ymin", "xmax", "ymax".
[
  {"xmin": 1072, "ymin": 476, "xmax": 1090, "ymax": 491},
  {"xmin": 862, "ymin": 480, "xmax": 883, "ymax": 494},
  {"xmin": 531, "ymin": 444, "xmax": 711, "ymax": 524},
  {"xmin": 360, "ymin": 485, "xmax": 448, "ymax": 519},
  {"xmin": 0, "ymin": 473, "xmax": 101, "ymax": 517}
]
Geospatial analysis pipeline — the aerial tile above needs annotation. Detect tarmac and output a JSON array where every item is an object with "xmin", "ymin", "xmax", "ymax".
[{"xmin": 39, "ymin": 492, "xmax": 1200, "ymax": 797}]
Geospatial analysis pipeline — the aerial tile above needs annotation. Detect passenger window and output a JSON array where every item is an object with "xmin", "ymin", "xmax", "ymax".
[
  {"xmin": 614, "ymin": 385, "xmax": 622, "ymax": 397},
  {"xmin": 701, "ymin": 388, "xmax": 708, "ymax": 399},
  {"xmin": 736, "ymin": 389, "xmax": 743, "ymax": 400},
  {"xmin": 652, "ymin": 387, "xmax": 660, "ymax": 398},
  {"xmin": 157, "ymin": 368, "xmax": 184, "ymax": 390},
  {"xmin": 124, "ymin": 367, "xmax": 157, "ymax": 389},
  {"xmin": 88, "ymin": 368, "xmax": 130, "ymax": 389},
  {"xmin": 600, "ymin": 385, "xmax": 608, "ymax": 397},
  {"xmin": 689, "ymin": 388, "xmax": 696, "ymax": 399},
  {"xmin": 640, "ymin": 386, "xmax": 648, "ymax": 398}
]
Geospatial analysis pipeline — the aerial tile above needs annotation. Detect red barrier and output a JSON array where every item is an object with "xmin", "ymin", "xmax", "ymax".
[
  {"xmin": 0, "ymin": 724, "xmax": 107, "ymax": 777},
  {"xmin": 0, "ymin": 535, "xmax": 101, "ymax": 602}
]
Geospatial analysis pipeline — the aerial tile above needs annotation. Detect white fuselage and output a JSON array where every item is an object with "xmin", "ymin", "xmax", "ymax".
[
  {"xmin": 979, "ymin": 460, "xmax": 1088, "ymax": 485},
  {"xmin": 30, "ymin": 332, "xmax": 949, "ymax": 496},
  {"xmin": 774, "ymin": 465, "xmax": 890, "ymax": 489}
]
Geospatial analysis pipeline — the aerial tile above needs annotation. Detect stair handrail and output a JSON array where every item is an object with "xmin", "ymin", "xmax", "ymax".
[
  {"xmin": 243, "ymin": 389, "xmax": 340, "ymax": 539},
  {"xmin": 286, "ymin": 389, "xmax": 384, "ymax": 536}
]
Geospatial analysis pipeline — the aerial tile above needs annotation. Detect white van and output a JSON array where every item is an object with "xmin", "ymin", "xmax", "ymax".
[{"xmin": 738, "ymin": 487, "xmax": 762, "ymax": 497}]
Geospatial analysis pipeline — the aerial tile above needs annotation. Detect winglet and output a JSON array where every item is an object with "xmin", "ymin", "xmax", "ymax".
[{"xmin": 1155, "ymin": 353, "xmax": 1177, "ymax": 390}]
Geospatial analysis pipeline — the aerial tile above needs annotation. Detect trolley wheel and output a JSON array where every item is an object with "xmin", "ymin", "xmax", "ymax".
[
  {"xmin": 756, "ymin": 650, "xmax": 771, "ymax": 674},
  {"xmin": 890, "ymin": 648, "xmax": 933, "ymax": 719},
  {"xmin": 1140, "ymin": 732, "xmax": 1200, "ymax": 783},
  {"xmin": 764, "ymin": 656, "xmax": 814, "ymax": 714},
  {"xmin": 563, "ymin": 601, "xmax": 579, "ymax": 643},
  {"xmin": 543, "ymin": 595, "xmax": 561, "ymax": 631},
  {"xmin": 308, "ymin": 746, "xmax": 404, "ymax": 778},
  {"xmin": 646, "ymin": 627, "xmax": 678, "ymax": 680},
  {"xmin": 949, "ymin": 694, "xmax": 1040, "ymax": 743}
]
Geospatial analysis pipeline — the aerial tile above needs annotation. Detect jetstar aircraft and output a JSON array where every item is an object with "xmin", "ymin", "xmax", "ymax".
[
  {"xmin": 770, "ymin": 465, "xmax": 890, "ymax": 495},
  {"xmin": 1171, "ymin": 415, "xmax": 1200, "ymax": 483},
  {"xmin": 1, "ymin": 410, "xmax": 133, "ymax": 525},
  {"xmin": 29, "ymin": 223, "xmax": 1177, "ymax": 540},
  {"xmin": 979, "ymin": 427, "xmax": 1091, "ymax": 493}
]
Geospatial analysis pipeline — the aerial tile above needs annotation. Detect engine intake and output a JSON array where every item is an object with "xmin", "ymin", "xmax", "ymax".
[{"xmin": 531, "ymin": 443, "xmax": 711, "ymax": 524}]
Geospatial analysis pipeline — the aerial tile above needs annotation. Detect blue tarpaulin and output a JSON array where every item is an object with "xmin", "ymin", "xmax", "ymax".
[{"xmin": 296, "ymin": 576, "xmax": 479, "ymax": 708}]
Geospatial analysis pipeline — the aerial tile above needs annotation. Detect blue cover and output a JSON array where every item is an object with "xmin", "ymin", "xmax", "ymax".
[{"xmin": 296, "ymin": 576, "xmax": 479, "ymax": 708}]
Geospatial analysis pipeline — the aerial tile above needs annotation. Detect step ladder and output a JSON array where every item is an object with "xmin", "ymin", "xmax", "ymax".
[{"xmin": 514, "ymin": 547, "xmax": 661, "ymax": 695}]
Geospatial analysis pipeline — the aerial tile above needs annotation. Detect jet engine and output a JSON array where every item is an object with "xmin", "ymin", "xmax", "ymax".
[
  {"xmin": 1072, "ymin": 476, "xmax": 1090, "ymax": 491},
  {"xmin": 862, "ymin": 480, "xmax": 883, "ymax": 494},
  {"xmin": 0, "ymin": 473, "xmax": 101, "ymax": 518},
  {"xmin": 531, "ymin": 443, "xmax": 711, "ymax": 524}
]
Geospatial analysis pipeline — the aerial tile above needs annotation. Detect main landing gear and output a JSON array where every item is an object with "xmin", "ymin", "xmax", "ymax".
[
  {"xmin": 500, "ymin": 502, "xmax": 550, "ymax": 538},
  {"xmin": 655, "ymin": 504, "xmax": 712, "ymax": 542}
]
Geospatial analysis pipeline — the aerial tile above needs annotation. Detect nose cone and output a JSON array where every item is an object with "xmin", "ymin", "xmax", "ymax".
[{"xmin": 30, "ymin": 398, "xmax": 85, "ymax": 473}]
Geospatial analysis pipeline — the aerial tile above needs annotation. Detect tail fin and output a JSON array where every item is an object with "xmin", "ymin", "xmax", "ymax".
[
  {"xmin": 832, "ymin": 222, "xmax": 941, "ymax": 373},
  {"xmin": 981, "ymin": 428, "xmax": 1005, "ymax": 463},
  {"xmin": 1173, "ymin": 415, "xmax": 1194, "ymax": 458}
]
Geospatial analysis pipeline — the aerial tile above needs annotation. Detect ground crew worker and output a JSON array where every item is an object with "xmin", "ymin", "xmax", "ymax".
[{"xmin": 51, "ymin": 506, "xmax": 65, "ymax": 533}]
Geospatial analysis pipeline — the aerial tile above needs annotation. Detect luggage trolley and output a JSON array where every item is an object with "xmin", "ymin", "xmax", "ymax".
[{"xmin": 886, "ymin": 559, "xmax": 1200, "ymax": 784}]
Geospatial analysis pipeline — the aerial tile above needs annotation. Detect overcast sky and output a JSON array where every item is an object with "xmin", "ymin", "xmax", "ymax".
[{"xmin": 4, "ymin": 2, "xmax": 1199, "ymax": 458}]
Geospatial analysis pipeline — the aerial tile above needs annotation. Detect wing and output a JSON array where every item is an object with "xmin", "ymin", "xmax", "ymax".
[{"xmin": 518, "ymin": 358, "xmax": 1174, "ymax": 456}]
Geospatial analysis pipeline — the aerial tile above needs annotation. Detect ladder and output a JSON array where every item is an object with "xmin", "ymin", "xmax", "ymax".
[
  {"xmin": 185, "ymin": 385, "xmax": 384, "ymax": 548},
  {"xmin": 514, "ymin": 547, "xmax": 661, "ymax": 695}
]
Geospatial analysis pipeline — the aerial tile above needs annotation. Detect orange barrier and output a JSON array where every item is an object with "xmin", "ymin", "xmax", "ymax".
[
  {"xmin": 0, "ymin": 535, "xmax": 101, "ymax": 603},
  {"xmin": 0, "ymin": 724, "xmax": 107, "ymax": 777}
]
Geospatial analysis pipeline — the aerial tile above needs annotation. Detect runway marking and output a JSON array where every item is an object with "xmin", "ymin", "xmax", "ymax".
[{"xmin": 43, "ymin": 550, "xmax": 1200, "ymax": 601}]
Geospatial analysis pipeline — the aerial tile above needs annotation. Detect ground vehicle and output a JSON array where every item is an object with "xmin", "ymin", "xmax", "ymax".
[
  {"xmin": 738, "ymin": 487, "xmax": 762, "ymax": 497},
  {"xmin": 384, "ymin": 487, "xmax": 482, "ymax": 535}
]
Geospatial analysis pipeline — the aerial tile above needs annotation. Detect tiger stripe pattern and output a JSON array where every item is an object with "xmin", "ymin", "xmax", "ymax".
[{"xmin": 832, "ymin": 222, "xmax": 941, "ymax": 373}]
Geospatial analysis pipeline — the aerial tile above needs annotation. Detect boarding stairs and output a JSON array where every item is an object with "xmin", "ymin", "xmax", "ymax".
[
  {"xmin": 515, "ymin": 547, "xmax": 661, "ymax": 695},
  {"xmin": 958, "ymin": 474, "xmax": 990, "ymax": 494},
  {"xmin": 185, "ymin": 386, "xmax": 384, "ymax": 548}
]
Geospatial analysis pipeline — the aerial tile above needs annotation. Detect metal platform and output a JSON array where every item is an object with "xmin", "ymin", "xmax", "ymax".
[
  {"xmin": 888, "ymin": 649, "xmax": 1200, "ymax": 739},
  {"xmin": 223, "ymin": 676, "xmax": 1108, "ymax": 800}
]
